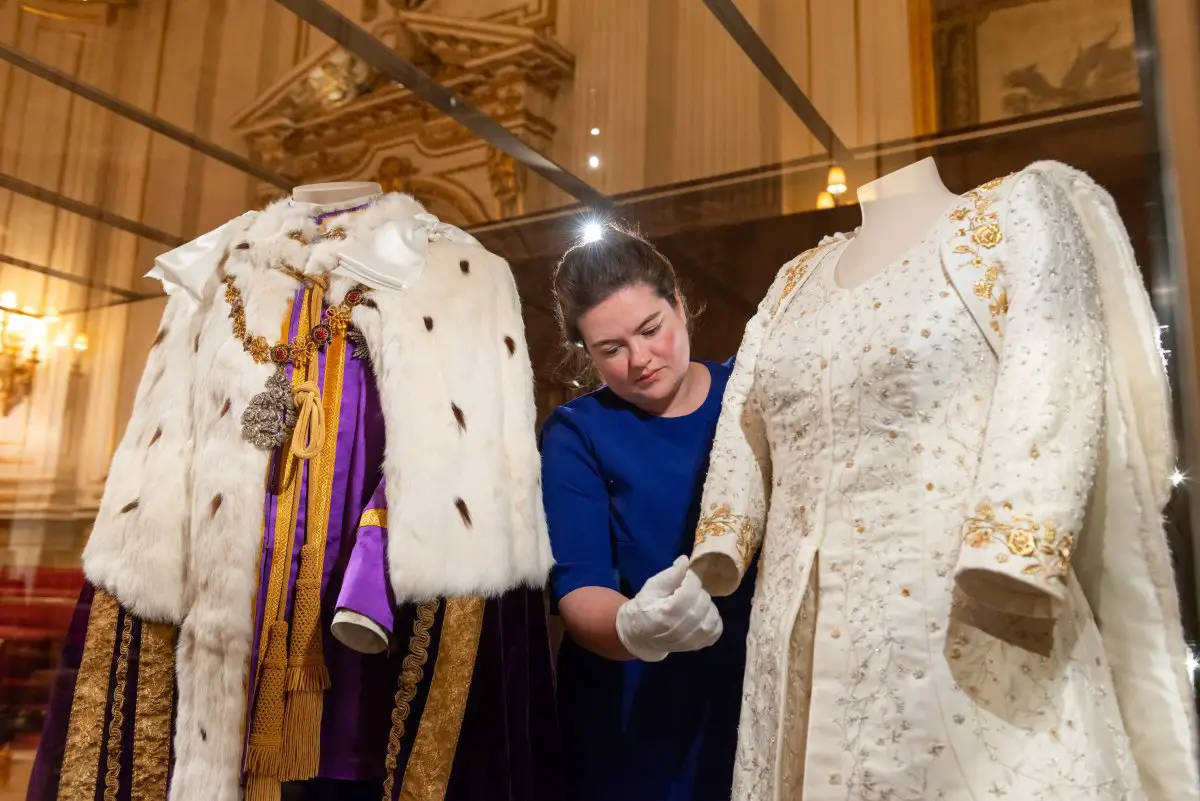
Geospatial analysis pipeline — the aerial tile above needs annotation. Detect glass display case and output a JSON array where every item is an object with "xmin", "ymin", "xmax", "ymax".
[{"xmin": 0, "ymin": 1, "xmax": 1197, "ymax": 798}]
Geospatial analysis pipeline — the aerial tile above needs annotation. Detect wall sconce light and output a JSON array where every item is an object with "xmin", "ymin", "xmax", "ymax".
[
  {"xmin": 0, "ymin": 292, "xmax": 88, "ymax": 416},
  {"xmin": 826, "ymin": 165, "xmax": 848, "ymax": 198}
]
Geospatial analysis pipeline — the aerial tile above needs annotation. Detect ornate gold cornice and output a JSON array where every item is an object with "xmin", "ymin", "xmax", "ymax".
[{"xmin": 231, "ymin": 10, "xmax": 574, "ymax": 188}]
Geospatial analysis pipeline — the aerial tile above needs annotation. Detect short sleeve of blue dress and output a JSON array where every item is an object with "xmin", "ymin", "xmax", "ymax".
[{"xmin": 540, "ymin": 359, "xmax": 756, "ymax": 801}]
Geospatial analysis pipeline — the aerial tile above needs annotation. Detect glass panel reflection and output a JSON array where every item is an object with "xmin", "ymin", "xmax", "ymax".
[{"xmin": 0, "ymin": 0, "xmax": 1193, "ymax": 799}]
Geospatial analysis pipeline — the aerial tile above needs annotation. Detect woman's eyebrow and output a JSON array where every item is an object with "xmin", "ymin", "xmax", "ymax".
[{"xmin": 592, "ymin": 312, "xmax": 662, "ymax": 347}]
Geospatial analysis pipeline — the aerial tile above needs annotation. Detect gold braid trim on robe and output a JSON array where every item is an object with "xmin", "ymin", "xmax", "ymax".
[
  {"xmin": 102, "ymin": 612, "xmax": 134, "ymax": 801},
  {"xmin": 397, "ymin": 597, "xmax": 486, "ymax": 801},
  {"xmin": 383, "ymin": 600, "xmax": 440, "ymax": 801},
  {"xmin": 59, "ymin": 590, "xmax": 119, "ymax": 801},
  {"xmin": 132, "ymin": 621, "xmax": 177, "ymax": 801}
]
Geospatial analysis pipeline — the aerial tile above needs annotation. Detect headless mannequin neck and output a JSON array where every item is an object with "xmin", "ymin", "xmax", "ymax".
[
  {"xmin": 834, "ymin": 157, "xmax": 959, "ymax": 290},
  {"xmin": 291, "ymin": 181, "xmax": 382, "ymax": 211}
]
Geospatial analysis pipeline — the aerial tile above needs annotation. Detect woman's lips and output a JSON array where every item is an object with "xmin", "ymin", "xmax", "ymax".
[{"xmin": 636, "ymin": 368, "xmax": 662, "ymax": 384}]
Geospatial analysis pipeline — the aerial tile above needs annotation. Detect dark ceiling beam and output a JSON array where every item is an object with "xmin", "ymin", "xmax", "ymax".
[
  {"xmin": 0, "ymin": 251, "xmax": 150, "ymax": 301},
  {"xmin": 699, "ymin": 0, "xmax": 853, "ymax": 164},
  {"xmin": 0, "ymin": 172, "xmax": 185, "ymax": 247},
  {"xmin": 0, "ymin": 42, "xmax": 293, "ymax": 190},
  {"xmin": 271, "ymin": 0, "xmax": 613, "ymax": 212},
  {"xmin": 59, "ymin": 292, "xmax": 161, "ymax": 316}
]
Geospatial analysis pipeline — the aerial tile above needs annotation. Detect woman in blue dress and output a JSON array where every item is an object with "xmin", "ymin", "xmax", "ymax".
[{"xmin": 540, "ymin": 224, "xmax": 752, "ymax": 801}]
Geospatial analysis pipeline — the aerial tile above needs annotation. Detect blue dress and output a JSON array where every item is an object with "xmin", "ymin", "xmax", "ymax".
[{"xmin": 540, "ymin": 359, "xmax": 754, "ymax": 801}]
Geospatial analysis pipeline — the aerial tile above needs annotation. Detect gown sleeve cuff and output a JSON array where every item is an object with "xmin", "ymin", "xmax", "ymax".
[
  {"xmin": 690, "ymin": 503, "xmax": 759, "ymax": 597},
  {"xmin": 331, "ymin": 502, "xmax": 396, "ymax": 653},
  {"xmin": 331, "ymin": 609, "xmax": 391, "ymax": 654},
  {"xmin": 953, "ymin": 501, "xmax": 1070, "ymax": 619}
]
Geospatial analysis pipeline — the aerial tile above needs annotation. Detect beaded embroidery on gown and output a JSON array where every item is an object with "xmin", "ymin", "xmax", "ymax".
[{"xmin": 711, "ymin": 173, "xmax": 1146, "ymax": 800}]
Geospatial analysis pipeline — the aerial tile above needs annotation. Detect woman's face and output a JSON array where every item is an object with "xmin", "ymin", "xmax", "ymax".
[{"xmin": 577, "ymin": 282, "xmax": 691, "ymax": 409}]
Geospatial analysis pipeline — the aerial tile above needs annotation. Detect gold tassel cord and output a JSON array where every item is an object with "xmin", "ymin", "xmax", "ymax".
[
  {"xmin": 288, "ymin": 284, "xmax": 327, "ymax": 462},
  {"xmin": 280, "ymin": 313, "xmax": 347, "ymax": 780},
  {"xmin": 245, "ymin": 295, "xmax": 310, "ymax": 801},
  {"xmin": 247, "ymin": 278, "xmax": 363, "ymax": 792},
  {"xmin": 278, "ymin": 546, "xmax": 330, "ymax": 781}
]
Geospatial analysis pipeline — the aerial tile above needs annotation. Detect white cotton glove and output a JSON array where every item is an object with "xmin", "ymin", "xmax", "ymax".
[{"xmin": 615, "ymin": 555, "xmax": 724, "ymax": 663}]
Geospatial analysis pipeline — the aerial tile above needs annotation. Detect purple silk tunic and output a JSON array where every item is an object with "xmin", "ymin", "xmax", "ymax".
[{"xmin": 246, "ymin": 290, "xmax": 393, "ymax": 782}]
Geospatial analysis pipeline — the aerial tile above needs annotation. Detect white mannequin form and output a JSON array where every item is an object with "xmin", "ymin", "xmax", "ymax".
[
  {"xmin": 834, "ymin": 157, "xmax": 959, "ymax": 290},
  {"xmin": 291, "ymin": 180, "xmax": 382, "ymax": 208}
]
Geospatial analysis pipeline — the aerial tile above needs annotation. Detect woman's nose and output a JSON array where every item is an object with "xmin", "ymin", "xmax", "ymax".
[{"xmin": 628, "ymin": 342, "xmax": 650, "ymax": 369}]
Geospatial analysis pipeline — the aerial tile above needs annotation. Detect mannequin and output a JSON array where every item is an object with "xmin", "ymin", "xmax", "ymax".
[
  {"xmin": 834, "ymin": 157, "xmax": 959, "ymax": 289},
  {"xmin": 290, "ymin": 181, "xmax": 381, "ymax": 206},
  {"xmin": 689, "ymin": 158, "xmax": 1197, "ymax": 799}
]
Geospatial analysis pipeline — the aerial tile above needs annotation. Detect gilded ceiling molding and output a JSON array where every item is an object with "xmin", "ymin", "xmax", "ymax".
[
  {"xmin": 19, "ymin": 0, "xmax": 136, "ymax": 25},
  {"xmin": 231, "ymin": 7, "xmax": 572, "ymax": 225},
  {"xmin": 370, "ymin": 155, "xmax": 491, "ymax": 225},
  {"xmin": 482, "ymin": 0, "xmax": 557, "ymax": 30}
]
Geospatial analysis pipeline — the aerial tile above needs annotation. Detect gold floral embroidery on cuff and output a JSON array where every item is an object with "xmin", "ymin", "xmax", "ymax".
[
  {"xmin": 964, "ymin": 502, "xmax": 1075, "ymax": 582},
  {"xmin": 695, "ymin": 503, "xmax": 759, "ymax": 569}
]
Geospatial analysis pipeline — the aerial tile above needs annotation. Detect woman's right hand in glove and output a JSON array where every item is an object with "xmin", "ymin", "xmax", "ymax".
[{"xmin": 615, "ymin": 555, "xmax": 724, "ymax": 662}]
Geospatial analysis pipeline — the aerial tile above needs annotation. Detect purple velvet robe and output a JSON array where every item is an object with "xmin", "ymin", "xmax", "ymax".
[{"xmin": 28, "ymin": 289, "xmax": 561, "ymax": 801}]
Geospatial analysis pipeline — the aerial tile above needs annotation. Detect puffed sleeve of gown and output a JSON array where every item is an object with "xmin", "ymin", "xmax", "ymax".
[
  {"xmin": 953, "ymin": 170, "xmax": 1106, "ymax": 619},
  {"xmin": 691, "ymin": 253, "xmax": 815, "ymax": 597},
  {"xmin": 81, "ymin": 292, "xmax": 201, "ymax": 624}
]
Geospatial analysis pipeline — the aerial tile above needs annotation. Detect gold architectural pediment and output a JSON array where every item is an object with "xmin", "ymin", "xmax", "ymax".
[{"xmin": 231, "ymin": 10, "xmax": 574, "ymax": 184}]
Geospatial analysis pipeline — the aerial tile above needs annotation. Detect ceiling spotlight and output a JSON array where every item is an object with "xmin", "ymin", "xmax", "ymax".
[
  {"xmin": 590, "ymin": 127, "xmax": 601, "ymax": 136},
  {"xmin": 582, "ymin": 222, "xmax": 603, "ymax": 243},
  {"xmin": 587, "ymin": 155, "xmax": 601, "ymax": 170}
]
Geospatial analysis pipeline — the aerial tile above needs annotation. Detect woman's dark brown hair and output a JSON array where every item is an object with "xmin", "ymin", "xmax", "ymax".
[{"xmin": 551, "ymin": 221, "xmax": 687, "ymax": 350}]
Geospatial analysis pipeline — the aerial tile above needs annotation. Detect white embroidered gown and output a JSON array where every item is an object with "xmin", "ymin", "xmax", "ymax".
[{"xmin": 703, "ymin": 174, "xmax": 1146, "ymax": 800}]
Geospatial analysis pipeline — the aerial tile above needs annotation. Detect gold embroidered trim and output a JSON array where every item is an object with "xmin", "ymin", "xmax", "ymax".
[
  {"xmin": 774, "ymin": 245, "xmax": 825, "ymax": 315},
  {"xmin": 359, "ymin": 508, "xmax": 388, "ymax": 530},
  {"xmin": 947, "ymin": 174, "xmax": 1014, "ymax": 335},
  {"xmin": 60, "ymin": 589, "xmax": 119, "ymax": 801},
  {"xmin": 964, "ymin": 502, "xmax": 1075, "ymax": 582},
  {"xmin": 103, "ymin": 610, "xmax": 134, "ymax": 801},
  {"xmin": 695, "ymin": 504, "xmax": 759, "ymax": 569},
  {"xmin": 382, "ymin": 600, "xmax": 440, "ymax": 800},
  {"xmin": 398, "ymin": 597, "xmax": 486, "ymax": 801},
  {"xmin": 132, "ymin": 622, "xmax": 176, "ymax": 801}
]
